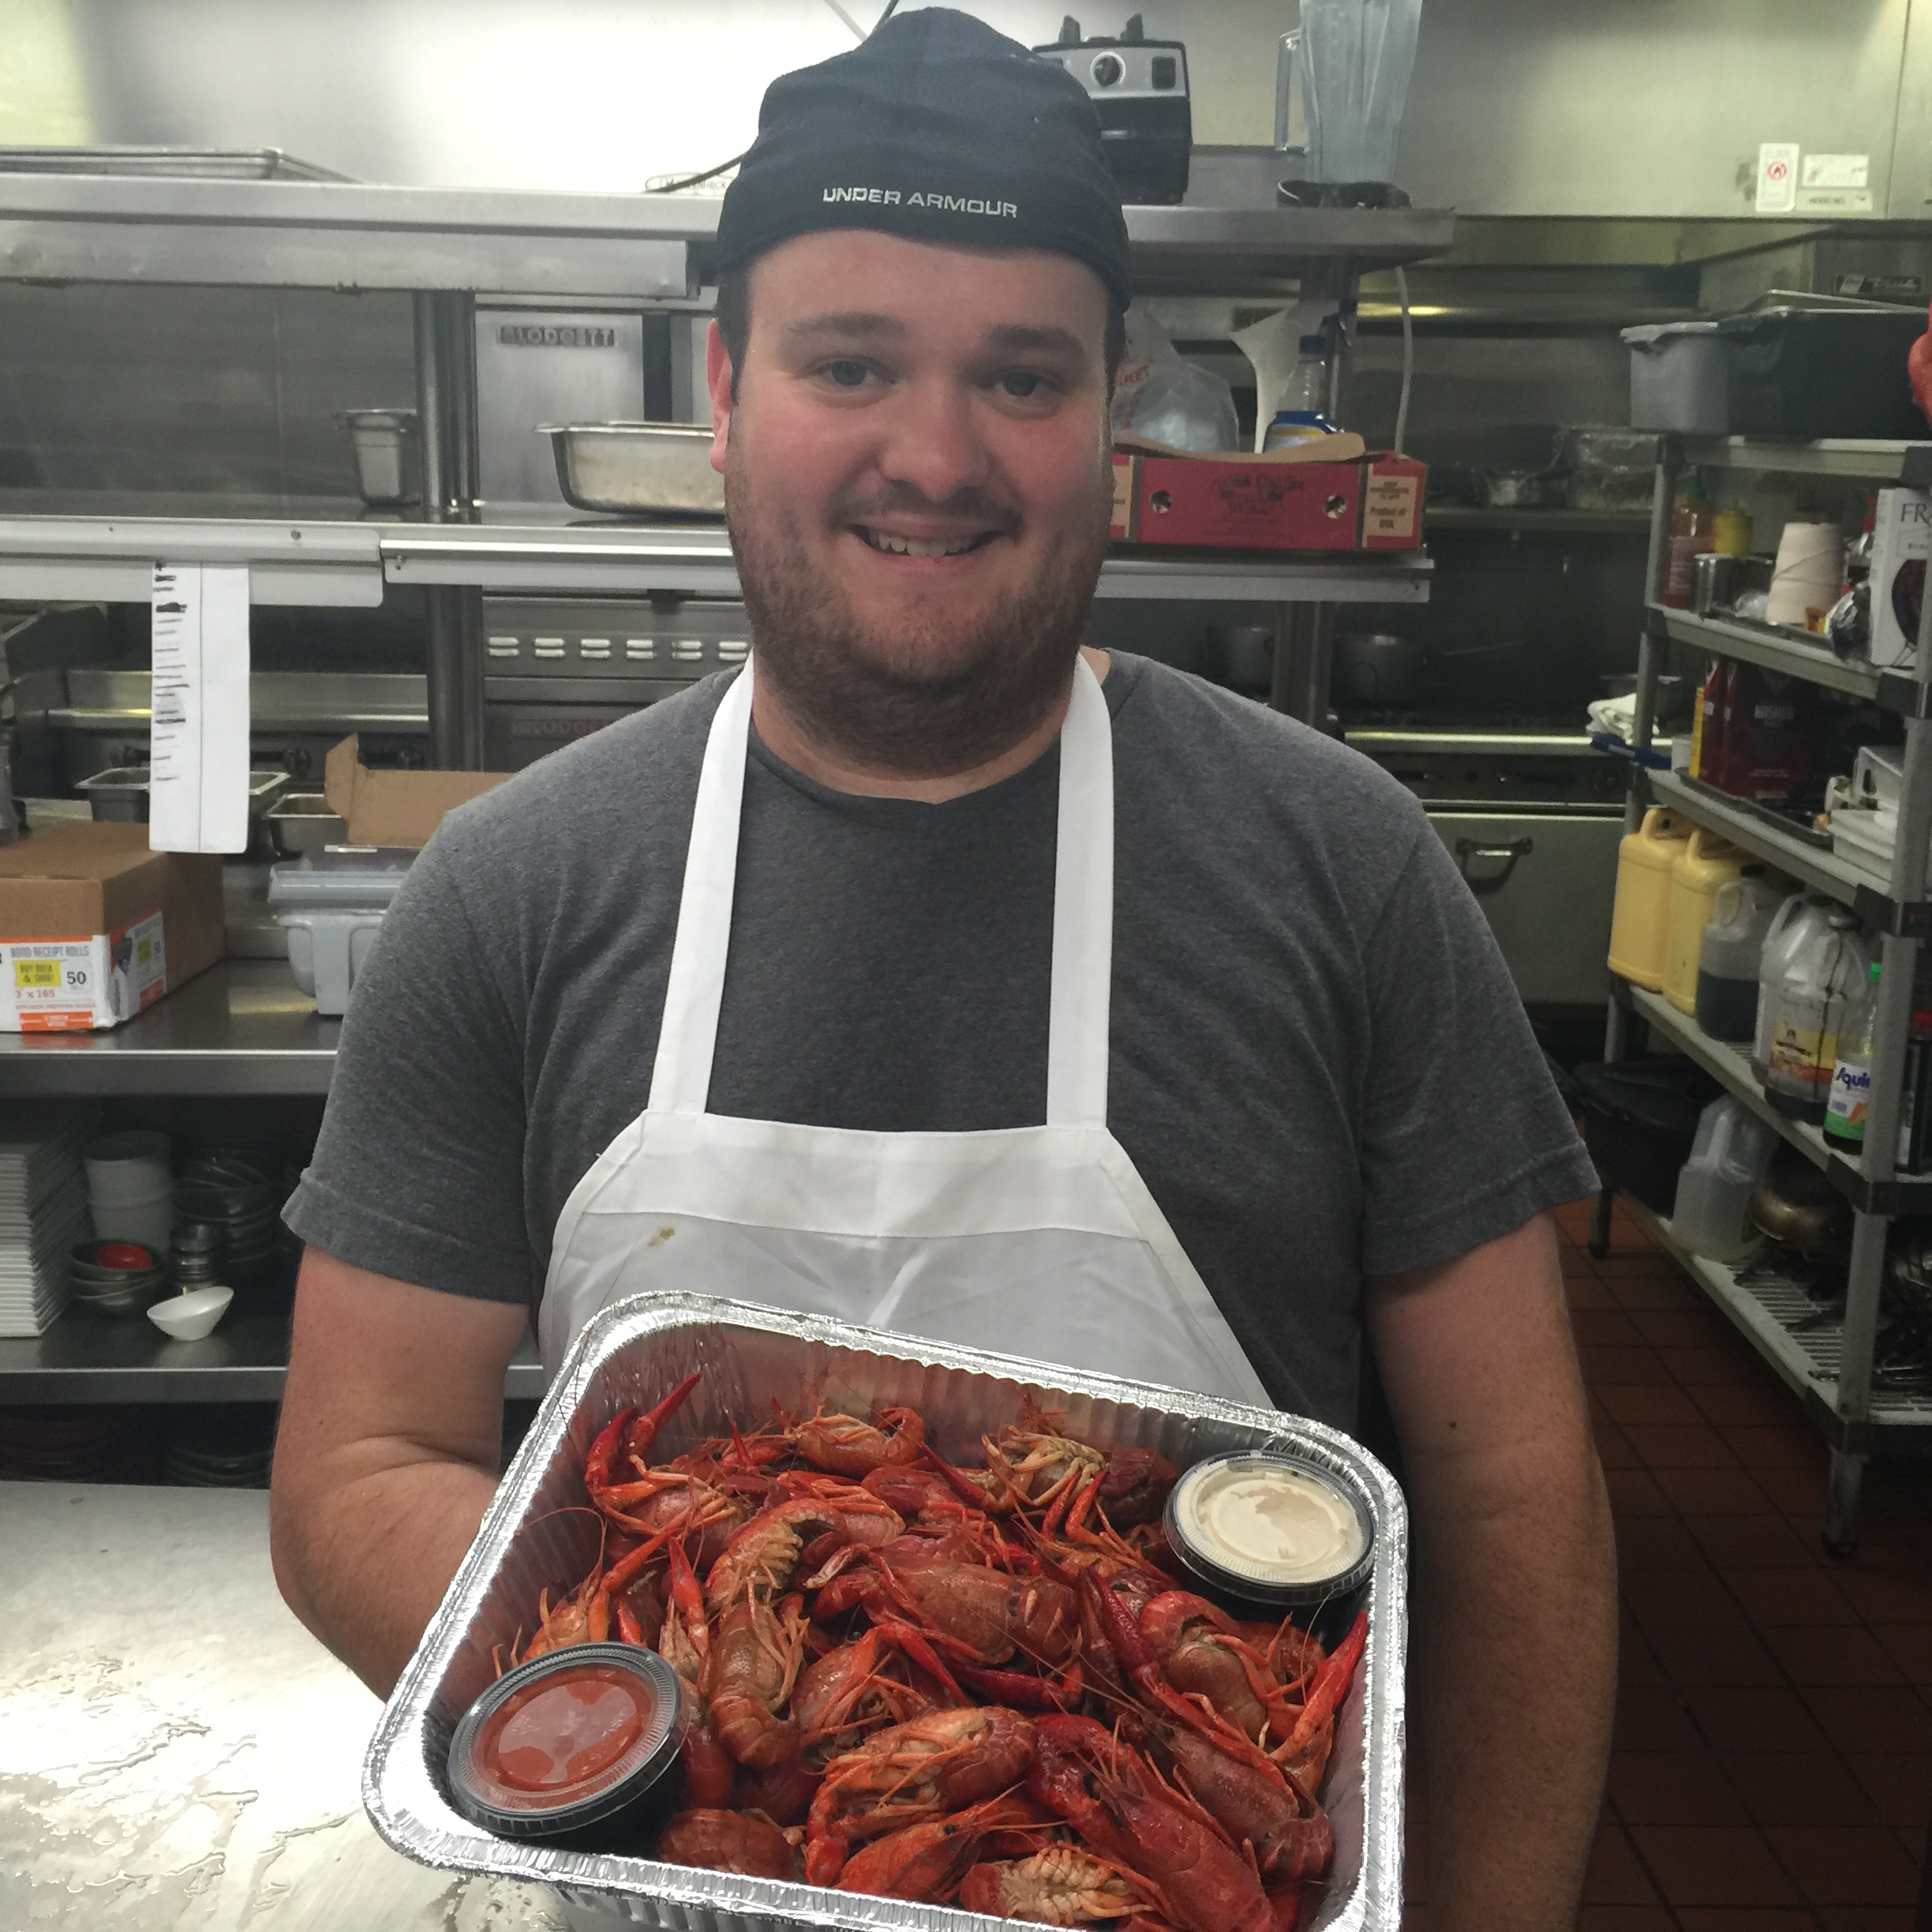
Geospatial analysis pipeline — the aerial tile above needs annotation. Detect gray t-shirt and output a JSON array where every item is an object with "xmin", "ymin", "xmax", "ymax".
[{"xmin": 284, "ymin": 653, "xmax": 1594, "ymax": 1428}]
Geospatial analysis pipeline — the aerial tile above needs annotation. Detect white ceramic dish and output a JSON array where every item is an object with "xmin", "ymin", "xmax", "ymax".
[{"xmin": 145, "ymin": 1285, "xmax": 234, "ymax": 1341}]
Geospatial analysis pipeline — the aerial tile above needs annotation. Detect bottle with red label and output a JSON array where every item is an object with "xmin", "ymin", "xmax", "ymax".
[{"xmin": 1662, "ymin": 473, "xmax": 1714, "ymax": 609}]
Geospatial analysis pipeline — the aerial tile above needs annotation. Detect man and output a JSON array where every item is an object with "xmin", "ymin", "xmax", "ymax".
[{"xmin": 271, "ymin": 13, "xmax": 1614, "ymax": 1930}]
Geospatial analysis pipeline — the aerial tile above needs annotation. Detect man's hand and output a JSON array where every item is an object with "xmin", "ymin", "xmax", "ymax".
[
  {"xmin": 270, "ymin": 1245, "xmax": 528, "ymax": 1697},
  {"xmin": 1367, "ymin": 1211, "xmax": 1616, "ymax": 1932}
]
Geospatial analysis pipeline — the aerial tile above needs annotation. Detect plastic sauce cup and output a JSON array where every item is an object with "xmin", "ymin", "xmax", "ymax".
[
  {"xmin": 447, "ymin": 1643, "xmax": 687, "ymax": 1850},
  {"xmin": 1164, "ymin": 1449, "xmax": 1376, "ymax": 1612}
]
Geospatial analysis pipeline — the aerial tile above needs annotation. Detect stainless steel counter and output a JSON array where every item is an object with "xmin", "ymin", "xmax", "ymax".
[
  {"xmin": 0, "ymin": 960, "xmax": 338, "ymax": 1096},
  {"xmin": 0, "ymin": 1481, "xmax": 565, "ymax": 1930}
]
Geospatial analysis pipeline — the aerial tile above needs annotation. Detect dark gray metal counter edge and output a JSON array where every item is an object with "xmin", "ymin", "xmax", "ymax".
[{"xmin": 0, "ymin": 1359, "xmax": 545, "ymax": 1404}]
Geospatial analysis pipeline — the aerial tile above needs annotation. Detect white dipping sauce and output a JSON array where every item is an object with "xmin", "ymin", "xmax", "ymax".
[{"xmin": 1179, "ymin": 1459, "xmax": 1366, "ymax": 1582}]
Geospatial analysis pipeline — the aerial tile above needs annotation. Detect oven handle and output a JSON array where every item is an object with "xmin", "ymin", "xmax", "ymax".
[{"xmin": 1454, "ymin": 834, "xmax": 1533, "ymax": 893}]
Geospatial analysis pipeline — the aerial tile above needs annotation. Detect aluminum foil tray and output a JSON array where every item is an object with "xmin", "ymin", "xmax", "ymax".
[{"xmin": 365, "ymin": 1293, "xmax": 1408, "ymax": 1932}]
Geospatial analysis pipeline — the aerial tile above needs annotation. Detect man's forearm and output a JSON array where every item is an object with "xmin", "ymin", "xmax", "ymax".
[
  {"xmin": 271, "ymin": 1445, "xmax": 500, "ymax": 1698},
  {"xmin": 1413, "ymin": 1443, "xmax": 1617, "ymax": 1931}
]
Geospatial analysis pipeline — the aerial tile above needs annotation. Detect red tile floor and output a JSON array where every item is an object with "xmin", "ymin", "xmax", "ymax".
[{"xmin": 1402, "ymin": 1197, "xmax": 1932, "ymax": 1930}]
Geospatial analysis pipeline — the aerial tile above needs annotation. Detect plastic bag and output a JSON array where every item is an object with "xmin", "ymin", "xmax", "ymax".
[{"xmin": 1110, "ymin": 305, "xmax": 1239, "ymax": 453}]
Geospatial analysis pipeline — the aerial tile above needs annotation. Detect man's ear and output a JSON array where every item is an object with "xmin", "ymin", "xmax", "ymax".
[{"xmin": 706, "ymin": 320, "xmax": 734, "ymax": 474}]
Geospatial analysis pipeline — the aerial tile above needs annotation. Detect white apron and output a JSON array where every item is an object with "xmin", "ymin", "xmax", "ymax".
[{"xmin": 538, "ymin": 657, "xmax": 1271, "ymax": 1407}]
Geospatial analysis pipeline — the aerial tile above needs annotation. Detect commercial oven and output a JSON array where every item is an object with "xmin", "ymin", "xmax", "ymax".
[
  {"xmin": 481, "ymin": 595, "xmax": 747, "ymax": 770},
  {"xmin": 1346, "ymin": 728, "xmax": 1622, "ymax": 1007}
]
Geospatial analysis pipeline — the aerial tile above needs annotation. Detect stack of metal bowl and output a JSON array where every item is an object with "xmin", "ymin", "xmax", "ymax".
[
  {"xmin": 174, "ymin": 1150, "xmax": 288, "ymax": 1286},
  {"xmin": 66, "ymin": 1238, "xmax": 169, "ymax": 1316}
]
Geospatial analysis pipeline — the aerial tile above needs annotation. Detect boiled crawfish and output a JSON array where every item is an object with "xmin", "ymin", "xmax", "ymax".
[{"xmin": 805, "ymin": 1705, "xmax": 1037, "ymax": 1884}]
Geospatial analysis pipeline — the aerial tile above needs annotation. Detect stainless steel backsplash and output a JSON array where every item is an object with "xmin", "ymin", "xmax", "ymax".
[{"xmin": 0, "ymin": 282, "xmax": 414, "ymax": 496}]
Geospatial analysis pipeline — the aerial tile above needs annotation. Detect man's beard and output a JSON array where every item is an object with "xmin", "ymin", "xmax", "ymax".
[{"xmin": 726, "ymin": 462, "xmax": 1111, "ymax": 780}]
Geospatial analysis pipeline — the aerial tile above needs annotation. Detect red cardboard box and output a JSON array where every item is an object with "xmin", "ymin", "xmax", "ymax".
[{"xmin": 1110, "ymin": 436, "xmax": 1426, "ymax": 552}]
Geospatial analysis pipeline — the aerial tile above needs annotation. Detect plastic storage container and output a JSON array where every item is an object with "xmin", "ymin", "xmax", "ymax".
[
  {"xmin": 1718, "ymin": 305, "xmax": 1928, "ymax": 440},
  {"xmin": 1623, "ymin": 321, "xmax": 1730, "ymax": 434},
  {"xmin": 268, "ymin": 848, "xmax": 415, "ymax": 1017},
  {"xmin": 1608, "ymin": 808, "xmax": 1693, "ymax": 990},
  {"xmin": 1661, "ymin": 827, "xmax": 1749, "ymax": 1015},
  {"xmin": 1671, "ymin": 1095, "xmax": 1779, "ymax": 1261},
  {"xmin": 1754, "ymin": 897, "xmax": 1866, "ymax": 1122},
  {"xmin": 1695, "ymin": 871, "xmax": 1788, "ymax": 1041},
  {"xmin": 1574, "ymin": 1058, "xmax": 1718, "ymax": 1215}
]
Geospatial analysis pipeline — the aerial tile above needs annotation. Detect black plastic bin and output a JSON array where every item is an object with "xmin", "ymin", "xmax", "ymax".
[
  {"xmin": 1572, "ymin": 1058, "xmax": 1720, "ymax": 1216},
  {"xmin": 1720, "ymin": 305, "xmax": 1928, "ymax": 440}
]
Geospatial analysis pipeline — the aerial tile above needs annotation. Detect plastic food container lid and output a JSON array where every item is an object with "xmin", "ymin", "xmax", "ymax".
[
  {"xmin": 1621, "ymin": 321, "xmax": 1722, "ymax": 346},
  {"xmin": 447, "ymin": 1644, "xmax": 687, "ymax": 1840},
  {"xmin": 268, "ymin": 848, "xmax": 417, "ymax": 909},
  {"xmin": 1165, "ymin": 1449, "xmax": 1376, "ymax": 1608}
]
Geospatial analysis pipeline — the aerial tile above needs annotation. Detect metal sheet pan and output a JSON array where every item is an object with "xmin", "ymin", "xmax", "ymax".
[
  {"xmin": 365, "ymin": 1294, "xmax": 1407, "ymax": 1932},
  {"xmin": 539, "ymin": 424, "xmax": 726, "ymax": 518}
]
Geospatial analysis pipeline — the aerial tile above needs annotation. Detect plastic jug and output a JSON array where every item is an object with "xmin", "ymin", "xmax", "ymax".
[
  {"xmin": 1292, "ymin": 0, "xmax": 1425, "ymax": 186},
  {"xmin": 1672, "ymin": 1095, "xmax": 1779, "ymax": 1261},
  {"xmin": 1695, "ymin": 871, "xmax": 1787, "ymax": 1042},
  {"xmin": 1662, "ymin": 829, "xmax": 1749, "ymax": 1015},
  {"xmin": 1754, "ymin": 897, "xmax": 1866, "ymax": 1122},
  {"xmin": 1608, "ymin": 808, "xmax": 1693, "ymax": 990}
]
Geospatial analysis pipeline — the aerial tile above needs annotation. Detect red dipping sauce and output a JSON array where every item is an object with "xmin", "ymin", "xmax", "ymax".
[{"xmin": 468, "ymin": 1665, "xmax": 658, "ymax": 1812}]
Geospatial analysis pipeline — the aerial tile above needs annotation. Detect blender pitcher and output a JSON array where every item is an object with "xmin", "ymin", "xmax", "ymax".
[{"xmin": 1279, "ymin": 0, "xmax": 1425, "ymax": 189}]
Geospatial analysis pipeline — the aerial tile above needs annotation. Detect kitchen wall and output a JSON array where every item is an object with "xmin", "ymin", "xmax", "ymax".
[
  {"xmin": 4, "ymin": 0, "xmax": 1927, "ymax": 217},
  {"xmin": 0, "ymin": 283, "xmax": 414, "ymax": 496}
]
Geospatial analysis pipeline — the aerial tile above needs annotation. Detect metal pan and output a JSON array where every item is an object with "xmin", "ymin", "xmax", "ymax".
[
  {"xmin": 77, "ymin": 766, "xmax": 290, "ymax": 826},
  {"xmin": 365, "ymin": 1292, "xmax": 1408, "ymax": 1932},
  {"xmin": 538, "ymin": 423, "xmax": 725, "ymax": 518}
]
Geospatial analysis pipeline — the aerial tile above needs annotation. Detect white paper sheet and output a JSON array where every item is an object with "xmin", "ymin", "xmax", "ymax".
[{"xmin": 148, "ymin": 562, "xmax": 251, "ymax": 854}]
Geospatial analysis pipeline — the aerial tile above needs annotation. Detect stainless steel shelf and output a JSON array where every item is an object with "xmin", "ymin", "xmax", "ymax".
[
  {"xmin": 1678, "ymin": 436, "xmax": 1928, "ymax": 481},
  {"xmin": 0, "ymin": 961, "xmax": 336, "ymax": 1096},
  {"xmin": 0, "ymin": 504, "xmax": 1435, "ymax": 606},
  {"xmin": 47, "ymin": 668, "xmax": 428, "ymax": 736},
  {"xmin": 0, "ymin": 1302, "xmax": 545, "ymax": 1402},
  {"xmin": 1425, "ymin": 507, "xmax": 1652, "ymax": 534},
  {"xmin": 1623, "ymin": 981, "xmax": 1832, "ymax": 1170},
  {"xmin": 1345, "ymin": 728, "xmax": 1597, "ymax": 757},
  {"xmin": 0, "ymin": 507, "xmax": 384, "ymax": 607},
  {"xmin": 1646, "ymin": 768, "xmax": 1888, "ymax": 909},
  {"xmin": 1656, "ymin": 606, "xmax": 1894, "ymax": 705},
  {"xmin": 0, "ymin": 173, "xmax": 698, "ymax": 300},
  {"xmin": 376, "ymin": 517, "xmax": 1436, "ymax": 605},
  {"xmin": 0, "ymin": 167, "xmax": 1453, "ymax": 300},
  {"xmin": 1628, "ymin": 1200, "xmax": 1932, "ymax": 1451},
  {"xmin": 1092, "ymin": 549, "xmax": 1432, "ymax": 604}
]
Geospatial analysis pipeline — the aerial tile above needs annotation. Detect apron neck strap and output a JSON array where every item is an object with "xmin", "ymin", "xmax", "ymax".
[
  {"xmin": 646, "ymin": 662, "xmax": 754, "ymax": 1116},
  {"xmin": 647, "ymin": 655, "xmax": 1115, "ymax": 1127},
  {"xmin": 1045, "ymin": 654, "xmax": 1113, "ymax": 1128}
]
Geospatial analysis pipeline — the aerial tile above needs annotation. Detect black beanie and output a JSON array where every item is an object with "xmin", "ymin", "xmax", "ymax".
[{"xmin": 714, "ymin": 8, "xmax": 1131, "ymax": 312}]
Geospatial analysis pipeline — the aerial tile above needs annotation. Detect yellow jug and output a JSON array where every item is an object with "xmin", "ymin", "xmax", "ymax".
[
  {"xmin": 1662, "ymin": 827, "xmax": 1750, "ymax": 1013},
  {"xmin": 1608, "ymin": 807, "xmax": 1693, "ymax": 990}
]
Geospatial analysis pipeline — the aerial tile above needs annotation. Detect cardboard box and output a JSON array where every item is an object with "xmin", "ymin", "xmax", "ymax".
[
  {"xmin": 324, "ymin": 736, "xmax": 511, "ymax": 848},
  {"xmin": 1867, "ymin": 487, "xmax": 1930, "ymax": 670},
  {"xmin": 1109, "ymin": 434, "xmax": 1426, "ymax": 552},
  {"xmin": 0, "ymin": 822, "xmax": 225, "ymax": 1032}
]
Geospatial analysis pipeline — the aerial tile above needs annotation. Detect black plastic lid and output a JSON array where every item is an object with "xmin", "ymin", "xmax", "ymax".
[{"xmin": 447, "ymin": 1643, "xmax": 687, "ymax": 1841}]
